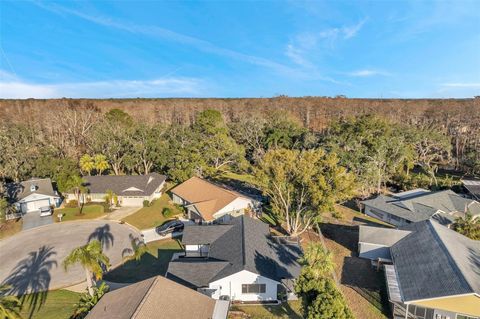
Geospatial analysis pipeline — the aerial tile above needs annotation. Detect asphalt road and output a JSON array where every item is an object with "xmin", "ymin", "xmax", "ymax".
[{"xmin": 0, "ymin": 220, "xmax": 140, "ymax": 293}]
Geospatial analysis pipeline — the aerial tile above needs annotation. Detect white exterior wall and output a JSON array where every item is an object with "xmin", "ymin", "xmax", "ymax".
[
  {"xmin": 208, "ymin": 270, "xmax": 279, "ymax": 302},
  {"xmin": 17, "ymin": 194, "xmax": 59, "ymax": 213},
  {"xmin": 213, "ymin": 197, "xmax": 255, "ymax": 220}
]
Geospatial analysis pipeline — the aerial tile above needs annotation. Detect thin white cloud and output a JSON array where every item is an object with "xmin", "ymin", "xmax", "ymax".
[
  {"xmin": 285, "ymin": 19, "xmax": 367, "ymax": 66},
  {"xmin": 347, "ymin": 69, "xmax": 391, "ymax": 77},
  {"xmin": 441, "ymin": 82, "xmax": 480, "ymax": 88},
  {"xmin": 34, "ymin": 2, "xmax": 303, "ymax": 77},
  {"xmin": 0, "ymin": 71, "xmax": 204, "ymax": 98}
]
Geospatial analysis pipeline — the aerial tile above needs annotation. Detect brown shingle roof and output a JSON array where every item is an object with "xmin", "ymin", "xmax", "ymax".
[
  {"xmin": 86, "ymin": 276, "xmax": 220, "ymax": 319},
  {"xmin": 170, "ymin": 177, "xmax": 248, "ymax": 221}
]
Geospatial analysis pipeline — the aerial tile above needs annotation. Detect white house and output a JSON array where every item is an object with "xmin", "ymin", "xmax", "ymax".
[
  {"xmin": 64, "ymin": 173, "xmax": 167, "ymax": 207},
  {"xmin": 7, "ymin": 178, "xmax": 61, "ymax": 213},
  {"xmin": 170, "ymin": 176, "xmax": 260, "ymax": 223},
  {"xmin": 166, "ymin": 216, "xmax": 302, "ymax": 302}
]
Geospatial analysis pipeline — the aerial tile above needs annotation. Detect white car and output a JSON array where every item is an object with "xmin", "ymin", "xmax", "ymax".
[{"xmin": 39, "ymin": 206, "xmax": 53, "ymax": 217}]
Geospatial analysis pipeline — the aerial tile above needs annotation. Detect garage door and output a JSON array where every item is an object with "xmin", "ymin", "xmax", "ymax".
[
  {"xmin": 121, "ymin": 197, "xmax": 144, "ymax": 207},
  {"xmin": 25, "ymin": 199, "xmax": 50, "ymax": 212}
]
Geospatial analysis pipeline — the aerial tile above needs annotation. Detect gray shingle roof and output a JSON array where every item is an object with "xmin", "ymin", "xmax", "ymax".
[
  {"xmin": 462, "ymin": 178, "xmax": 480, "ymax": 201},
  {"xmin": 167, "ymin": 216, "xmax": 302, "ymax": 288},
  {"xmin": 362, "ymin": 189, "xmax": 479, "ymax": 224},
  {"xmin": 359, "ymin": 226, "xmax": 411, "ymax": 246},
  {"xmin": 6, "ymin": 178, "xmax": 59, "ymax": 201},
  {"xmin": 391, "ymin": 220, "xmax": 480, "ymax": 302},
  {"xmin": 83, "ymin": 173, "xmax": 166, "ymax": 196}
]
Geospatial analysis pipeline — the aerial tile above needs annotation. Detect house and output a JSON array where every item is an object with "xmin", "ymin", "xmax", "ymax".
[
  {"xmin": 6, "ymin": 178, "xmax": 61, "ymax": 213},
  {"xmin": 166, "ymin": 215, "xmax": 302, "ymax": 302},
  {"xmin": 65, "ymin": 173, "xmax": 166, "ymax": 207},
  {"xmin": 170, "ymin": 177, "xmax": 260, "ymax": 223},
  {"xmin": 361, "ymin": 188, "xmax": 480, "ymax": 227},
  {"xmin": 86, "ymin": 276, "xmax": 229, "ymax": 319},
  {"xmin": 462, "ymin": 178, "xmax": 480, "ymax": 201},
  {"xmin": 358, "ymin": 220, "xmax": 480, "ymax": 319}
]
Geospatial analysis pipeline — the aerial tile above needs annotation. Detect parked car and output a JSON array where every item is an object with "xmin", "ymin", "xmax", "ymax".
[
  {"xmin": 155, "ymin": 220, "xmax": 184, "ymax": 236},
  {"xmin": 39, "ymin": 206, "xmax": 53, "ymax": 217}
]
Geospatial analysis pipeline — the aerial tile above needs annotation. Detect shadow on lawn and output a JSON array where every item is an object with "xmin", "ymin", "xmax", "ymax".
[
  {"xmin": 341, "ymin": 257, "xmax": 391, "ymax": 317},
  {"xmin": 104, "ymin": 244, "xmax": 182, "ymax": 283},
  {"xmin": 320, "ymin": 222, "xmax": 359, "ymax": 253},
  {"xmin": 2, "ymin": 246, "xmax": 57, "ymax": 319}
]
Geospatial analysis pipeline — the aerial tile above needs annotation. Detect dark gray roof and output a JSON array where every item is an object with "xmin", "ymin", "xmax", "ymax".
[
  {"xmin": 83, "ymin": 173, "xmax": 166, "ymax": 196},
  {"xmin": 462, "ymin": 178, "xmax": 480, "ymax": 201},
  {"xmin": 6, "ymin": 178, "xmax": 59, "ymax": 202},
  {"xmin": 182, "ymin": 225, "xmax": 233, "ymax": 245},
  {"xmin": 167, "ymin": 216, "xmax": 302, "ymax": 288},
  {"xmin": 391, "ymin": 220, "xmax": 480, "ymax": 302},
  {"xmin": 362, "ymin": 189, "xmax": 479, "ymax": 224},
  {"xmin": 359, "ymin": 226, "xmax": 411, "ymax": 246}
]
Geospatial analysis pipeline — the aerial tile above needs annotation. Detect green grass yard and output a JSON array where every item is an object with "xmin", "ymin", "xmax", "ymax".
[
  {"xmin": 19, "ymin": 290, "xmax": 80, "ymax": 319},
  {"xmin": 122, "ymin": 192, "xmax": 184, "ymax": 230},
  {"xmin": 230, "ymin": 301, "xmax": 302, "ymax": 319},
  {"xmin": 103, "ymin": 238, "xmax": 183, "ymax": 283},
  {"xmin": 0, "ymin": 219, "xmax": 23, "ymax": 239},
  {"xmin": 54, "ymin": 204, "xmax": 106, "ymax": 222}
]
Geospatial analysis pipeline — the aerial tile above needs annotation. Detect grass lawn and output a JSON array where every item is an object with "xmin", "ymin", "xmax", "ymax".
[
  {"xmin": 220, "ymin": 171, "xmax": 257, "ymax": 184},
  {"xmin": 230, "ymin": 301, "xmax": 302, "ymax": 319},
  {"xmin": 122, "ymin": 192, "xmax": 184, "ymax": 230},
  {"xmin": 19, "ymin": 289, "xmax": 80, "ymax": 319},
  {"xmin": 0, "ymin": 219, "xmax": 23, "ymax": 239},
  {"xmin": 104, "ymin": 238, "xmax": 183, "ymax": 283},
  {"xmin": 54, "ymin": 204, "xmax": 106, "ymax": 222}
]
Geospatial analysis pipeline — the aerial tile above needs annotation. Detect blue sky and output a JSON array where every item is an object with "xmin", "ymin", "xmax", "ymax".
[{"xmin": 0, "ymin": 0, "xmax": 479, "ymax": 98}]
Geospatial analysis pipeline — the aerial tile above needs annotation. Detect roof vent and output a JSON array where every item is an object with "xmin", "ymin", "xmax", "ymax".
[{"xmin": 30, "ymin": 184, "xmax": 37, "ymax": 192}]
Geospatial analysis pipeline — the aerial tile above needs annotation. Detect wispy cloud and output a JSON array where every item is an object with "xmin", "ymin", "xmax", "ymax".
[
  {"xmin": 34, "ymin": 2, "xmax": 304, "ymax": 78},
  {"xmin": 441, "ymin": 82, "xmax": 480, "ymax": 88},
  {"xmin": 347, "ymin": 69, "xmax": 391, "ymax": 77},
  {"xmin": 0, "ymin": 71, "xmax": 204, "ymax": 98},
  {"xmin": 285, "ymin": 18, "xmax": 368, "ymax": 66}
]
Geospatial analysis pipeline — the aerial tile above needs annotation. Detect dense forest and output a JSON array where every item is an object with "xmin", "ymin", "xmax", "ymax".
[{"xmin": 1, "ymin": 97, "xmax": 479, "ymax": 179}]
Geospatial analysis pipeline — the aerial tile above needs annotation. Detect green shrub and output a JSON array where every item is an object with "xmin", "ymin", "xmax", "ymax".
[
  {"xmin": 143, "ymin": 200, "xmax": 151, "ymax": 207},
  {"xmin": 162, "ymin": 207, "xmax": 174, "ymax": 218},
  {"xmin": 65, "ymin": 200, "xmax": 78, "ymax": 208}
]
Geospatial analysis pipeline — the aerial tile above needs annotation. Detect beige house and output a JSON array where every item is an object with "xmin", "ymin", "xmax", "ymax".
[{"xmin": 170, "ymin": 177, "xmax": 260, "ymax": 223}]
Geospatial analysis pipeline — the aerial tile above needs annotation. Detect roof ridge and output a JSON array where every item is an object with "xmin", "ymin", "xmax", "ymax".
[
  {"xmin": 241, "ymin": 216, "xmax": 246, "ymax": 266},
  {"xmin": 131, "ymin": 277, "xmax": 159, "ymax": 318},
  {"xmin": 427, "ymin": 220, "xmax": 474, "ymax": 293}
]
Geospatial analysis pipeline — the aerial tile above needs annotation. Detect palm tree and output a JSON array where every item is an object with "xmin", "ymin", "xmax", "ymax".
[
  {"xmin": 71, "ymin": 282, "xmax": 109, "ymax": 319},
  {"xmin": 0, "ymin": 284, "xmax": 22, "ymax": 319},
  {"xmin": 298, "ymin": 242, "xmax": 334, "ymax": 281},
  {"xmin": 94, "ymin": 154, "xmax": 110, "ymax": 175},
  {"xmin": 122, "ymin": 235, "xmax": 148, "ymax": 265},
  {"xmin": 64, "ymin": 175, "xmax": 87, "ymax": 209},
  {"xmin": 63, "ymin": 240, "xmax": 110, "ymax": 296},
  {"xmin": 452, "ymin": 212, "xmax": 480, "ymax": 240},
  {"xmin": 79, "ymin": 154, "xmax": 95, "ymax": 176}
]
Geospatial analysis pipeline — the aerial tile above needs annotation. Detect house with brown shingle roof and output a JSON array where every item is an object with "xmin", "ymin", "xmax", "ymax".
[
  {"xmin": 86, "ymin": 276, "xmax": 229, "ymax": 319},
  {"xmin": 170, "ymin": 177, "xmax": 260, "ymax": 223}
]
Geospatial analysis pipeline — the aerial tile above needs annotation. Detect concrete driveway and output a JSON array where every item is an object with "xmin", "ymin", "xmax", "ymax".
[
  {"xmin": 102, "ymin": 206, "xmax": 141, "ymax": 221},
  {"xmin": 0, "ymin": 220, "xmax": 141, "ymax": 293},
  {"xmin": 22, "ymin": 212, "xmax": 53, "ymax": 231}
]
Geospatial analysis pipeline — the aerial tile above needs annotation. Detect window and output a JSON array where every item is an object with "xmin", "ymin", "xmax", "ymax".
[{"xmin": 242, "ymin": 284, "xmax": 266, "ymax": 294}]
